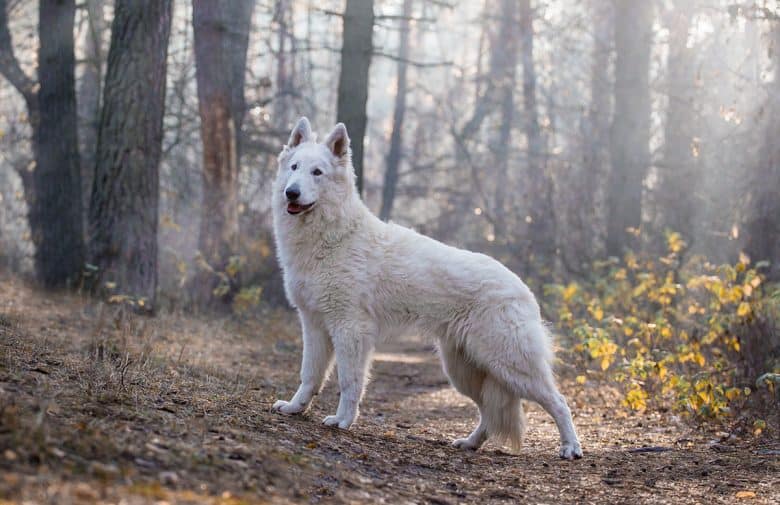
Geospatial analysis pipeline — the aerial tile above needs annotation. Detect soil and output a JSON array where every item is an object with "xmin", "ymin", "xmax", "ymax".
[{"xmin": 0, "ymin": 274, "xmax": 778, "ymax": 504}]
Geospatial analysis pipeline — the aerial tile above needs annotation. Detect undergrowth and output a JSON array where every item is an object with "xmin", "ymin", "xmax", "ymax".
[{"xmin": 545, "ymin": 232, "xmax": 780, "ymax": 431}]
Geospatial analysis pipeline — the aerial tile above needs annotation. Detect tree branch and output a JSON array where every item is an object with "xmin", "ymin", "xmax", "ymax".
[
  {"xmin": 727, "ymin": 3, "xmax": 780, "ymax": 21},
  {"xmin": 311, "ymin": 6, "xmax": 343, "ymax": 17},
  {"xmin": 373, "ymin": 51, "xmax": 452, "ymax": 68},
  {"xmin": 375, "ymin": 14, "xmax": 437, "ymax": 23},
  {"xmin": 421, "ymin": 0, "xmax": 455, "ymax": 9},
  {"xmin": 0, "ymin": 0, "xmax": 37, "ymax": 108}
]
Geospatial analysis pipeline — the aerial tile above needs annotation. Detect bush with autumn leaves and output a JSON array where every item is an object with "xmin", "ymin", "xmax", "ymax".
[{"xmin": 544, "ymin": 232, "xmax": 780, "ymax": 431}]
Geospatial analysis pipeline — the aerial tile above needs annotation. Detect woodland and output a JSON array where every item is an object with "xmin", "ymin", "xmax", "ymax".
[{"xmin": 0, "ymin": 0, "xmax": 778, "ymax": 503}]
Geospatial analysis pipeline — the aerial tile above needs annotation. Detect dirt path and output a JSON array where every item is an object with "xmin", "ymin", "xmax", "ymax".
[{"xmin": 0, "ymin": 276, "xmax": 778, "ymax": 504}]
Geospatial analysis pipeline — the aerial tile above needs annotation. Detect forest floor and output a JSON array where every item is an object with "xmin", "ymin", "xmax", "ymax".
[{"xmin": 0, "ymin": 273, "xmax": 778, "ymax": 505}]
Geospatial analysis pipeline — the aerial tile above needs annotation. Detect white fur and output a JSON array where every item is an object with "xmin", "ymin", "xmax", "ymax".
[{"xmin": 271, "ymin": 118, "xmax": 583, "ymax": 459}]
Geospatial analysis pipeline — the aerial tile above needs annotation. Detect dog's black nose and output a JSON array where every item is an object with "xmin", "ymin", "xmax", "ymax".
[{"xmin": 285, "ymin": 185, "xmax": 300, "ymax": 201}]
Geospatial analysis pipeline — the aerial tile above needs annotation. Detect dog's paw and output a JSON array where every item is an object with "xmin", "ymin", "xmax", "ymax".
[
  {"xmin": 322, "ymin": 415, "xmax": 352, "ymax": 430},
  {"xmin": 559, "ymin": 440, "xmax": 583, "ymax": 460},
  {"xmin": 452, "ymin": 437, "xmax": 480, "ymax": 451},
  {"xmin": 272, "ymin": 399, "xmax": 305, "ymax": 415}
]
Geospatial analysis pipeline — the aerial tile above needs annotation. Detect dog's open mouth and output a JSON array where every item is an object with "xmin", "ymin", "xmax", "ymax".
[{"xmin": 287, "ymin": 202, "xmax": 315, "ymax": 215}]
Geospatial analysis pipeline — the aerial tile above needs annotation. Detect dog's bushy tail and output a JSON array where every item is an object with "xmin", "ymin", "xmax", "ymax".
[{"xmin": 481, "ymin": 375, "xmax": 526, "ymax": 452}]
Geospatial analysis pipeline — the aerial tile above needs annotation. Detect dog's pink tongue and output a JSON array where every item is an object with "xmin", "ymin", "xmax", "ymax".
[{"xmin": 287, "ymin": 203, "xmax": 301, "ymax": 213}]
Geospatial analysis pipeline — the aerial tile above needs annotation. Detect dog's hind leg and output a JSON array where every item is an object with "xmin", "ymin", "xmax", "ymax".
[
  {"xmin": 439, "ymin": 341, "xmax": 488, "ymax": 450},
  {"xmin": 480, "ymin": 321, "xmax": 582, "ymax": 459},
  {"xmin": 273, "ymin": 310, "xmax": 334, "ymax": 415},
  {"xmin": 523, "ymin": 371, "xmax": 582, "ymax": 460},
  {"xmin": 480, "ymin": 375, "xmax": 526, "ymax": 452}
]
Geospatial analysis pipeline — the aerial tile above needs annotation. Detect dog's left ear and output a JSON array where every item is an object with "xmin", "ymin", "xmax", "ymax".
[{"xmin": 324, "ymin": 123, "xmax": 350, "ymax": 159}]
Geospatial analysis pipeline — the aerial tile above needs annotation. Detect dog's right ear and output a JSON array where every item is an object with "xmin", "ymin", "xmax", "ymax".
[{"xmin": 287, "ymin": 117, "xmax": 313, "ymax": 148}]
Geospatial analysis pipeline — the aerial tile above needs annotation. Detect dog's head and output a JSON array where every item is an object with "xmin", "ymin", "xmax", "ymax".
[{"xmin": 274, "ymin": 117, "xmax": 355, "ymax": 218}]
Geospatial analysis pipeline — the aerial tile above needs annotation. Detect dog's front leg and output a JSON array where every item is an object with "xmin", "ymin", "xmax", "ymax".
[
  {"xmin": 323, "ymin": 323, "xmax": 375, "ymax": 429},
  {"xmin": 273, "ymin": 310, "xmax": 333, "ymax": 415}
]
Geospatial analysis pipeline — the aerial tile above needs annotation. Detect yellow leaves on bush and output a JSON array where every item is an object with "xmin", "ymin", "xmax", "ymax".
[
  {"xmin": 656, "ymin": 362, "xmax": 668, "ymax": 380},
  {"xmin": 685, "ymin": 379, "xmax": 731, "ymax": 417},
  {"xmin": 678, "ymin": 345, "xmax": 706, "ymax": 367},
  {"xmin": 106, "ymin": 293, "xmax": 148, "ymax": 309},
  {"xmin": 725, "ymin": 387, "xmax": 741, "ymax": 401},
  {"xmin": 752, "ymin": 419, "xmax": 766, "ymax": 436},
  {"xmin": 232, "ymin": 286, "xmax": 263, "ymax": 314},
  {"xmin": 626, "ymin": 252, "xmax": 639, "ymax": 270},
  {"xmin": 107, "ymin": 294, "xmax": 128, "ymax": 304},
  {"xmin": 562, "ymin": 283, "xmax": 578, "ymax": 302},
  {"xmin": 666, "ymin": 231, "xmax": 686, "ymax": 254},
  {"xmin": 624, "ymin": 385, "xmax": 648, "ymax": 411},
  {"xmin": 225, "ymin": 255, "xmax": 245, "ymax": 279},
  {"xmin": 546, "ymin": 238, "xmax": 774, "ymax": 423},
  {"xmin": 575, "ymin": 326, "xmax": 618, "ymax": 371}
]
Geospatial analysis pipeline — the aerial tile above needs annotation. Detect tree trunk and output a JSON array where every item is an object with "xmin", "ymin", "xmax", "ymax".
[
  {"xmin": 449, "ymin": 0, "xmax": 511, "ymax": 239},
  {"xmin": 561, "ymin": 0, "xmax": 612, "ymax": 273},
  {"xmin": 379, "ymin": 0, "xmax": 412, "ymax": 222},
  {"xmin": 191, "ymin": 0, "xmax": 254, "ymax": 306},
  {"xmin": 519, "ymin": 0, "xmax": 554, "ymax": 269},
  {"xmin": 655, "ymin": 2, "xmax": 698, "ymax": 246},
  {"xmin": 78, "ymin": 0, "xmax": 106, "ymax": 230},
  {"xmin": 336, "ymin": 0, "xmax": 374, "ymax": 196},
  {"xmin": 34, "ymin": 0, "xmax": 84, "ymax": 286},
  {"xmin": 745, "ymin": 23, "xmax": 780, "ymax": 281},
  {"xmin": 88, "ymin": 0, "xmax": 172, "ymax": 309},
  {"xmin": 492, "ymin": 0, "xmax": 519, "ymax": 240},
  {"xmin": 273, "ymin": 0, "xmax": 294, "ymax": 125},
  {"xmin": 606, "ymin": 0, "xmax": 653, "ymax": 257},
  {"xmin": 0, "ymin": 0, "xmax": 85, "ymax": 287}
]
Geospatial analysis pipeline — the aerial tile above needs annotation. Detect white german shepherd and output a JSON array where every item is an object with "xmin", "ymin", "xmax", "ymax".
[{"xmin": 271, "ymin": 118, "xmax": 582, "ymax": 459}]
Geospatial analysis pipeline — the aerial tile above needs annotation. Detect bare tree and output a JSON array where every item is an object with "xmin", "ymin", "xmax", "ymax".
[
  {"xmin": 518, "ymin": 0, "xmax": 555, "ymax": 268},
  {"xmin": 655, "ymin": 1, "xmax": 699, "ymax": 245},
  {"xmin": 272, "ymin": 0, "xmax": 295, "ymax": 126},
  {"xmin": 560, "ymin": 0, "xmax": 612, "ymax": 273},
  {"xmin": 448, "ymin": 0, "xmax": 512, "ymax": 240},
  {"xmin": 379, "ymin": 0, "xmax": 413, "ymax": 222},
  {"xmin": 491, "ymin": 0, "xmax": 519, "ymax": 240},
  {"xmin": 606, "ymin": 0, "xmax": 654, "ymax": 256},
  {"xmin": 191, "ymin": 0, "xmax": 254, "ymax": 306},
  {"xmin": 78, "ymin": 0, "xmax": 107, "ymax": 227},
  {"xmin": 88, "ymin": 0, "xmax": 173, "ymax": 308},
  {"xmin": 0, "ymin": 0, "xmax": 84, "ymax": 287},
  {"xmin": 745, "ymin": 21, "xmax": 780, "ymax": 280},
  {"xmin": 336, "ymin": 0, "xmax": 374, "ymax": 195}
]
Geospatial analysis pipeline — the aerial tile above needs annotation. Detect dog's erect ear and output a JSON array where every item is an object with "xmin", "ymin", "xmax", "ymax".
[
  {"xmin": 287, "ymin": 117, "xmax": 313, "ymax": 148},
  {"xmin": 324, "ymin": 123, "xmax": 350, "ymax": 158}
]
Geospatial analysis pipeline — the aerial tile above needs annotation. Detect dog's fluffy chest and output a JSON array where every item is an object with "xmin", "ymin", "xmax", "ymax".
[{"xmin": 279, "ymin": 230, "xmax": 365, "ymax": 314}]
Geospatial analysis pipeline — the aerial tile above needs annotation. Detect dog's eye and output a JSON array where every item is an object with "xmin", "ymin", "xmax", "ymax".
[
  {"xmin": 291, "ymin": 163, "xmax": 298, "ymax": 171},
  {"xmin": 312, "ymin": 168, "xmax": 323, "ymax": 176}
]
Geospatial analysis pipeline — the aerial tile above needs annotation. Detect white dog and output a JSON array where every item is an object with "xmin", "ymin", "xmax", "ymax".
[{"xmin": 271, "ymin": 118, "xmax": 582, "ymax": 459}]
